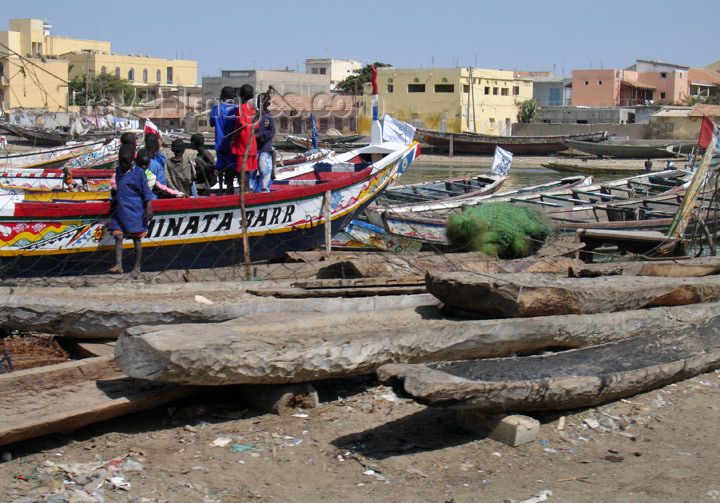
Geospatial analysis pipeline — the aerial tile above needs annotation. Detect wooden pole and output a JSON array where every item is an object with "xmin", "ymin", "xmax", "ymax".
[
  {"xmin": 324, "ymin": 190, "xmax": 332, "ymax": 252},
  {"xmin": 449, "ymin": 135, "xmax": 454, "ymax": 157},
  {"xmin": 238, "ymin": 140, "xmax": 253, "ymax": 281},
  {"xmin": 667, "ymin": 135, "xmax": 717, "ymax": 240}
]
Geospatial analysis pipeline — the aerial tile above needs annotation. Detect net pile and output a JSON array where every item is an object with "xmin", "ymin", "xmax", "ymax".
[{"xmin": 446, "ymin": 202, "xmax": 553, "ymax": 258}]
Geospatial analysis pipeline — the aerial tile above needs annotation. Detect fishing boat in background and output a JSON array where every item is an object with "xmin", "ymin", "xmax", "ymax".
[
  {"xmin": 375, "ymin": 173, "xmax": 506, "ymax": 207},
  {"xmin": 0, "ymin": 140, "xmax": 420, "ymax": 277},
  {"xmin": 542, "ymin": 161, "xmax": 653, "ymax": 176},
  {"xmin": 415, "ymin": 128, "xmax": 609, "ymax": 155},
  {"xmin": 287, "ymin": 133, "xmax": 367, "ymax": 151},
  {"xmin": 562, "ymin": 138, "xmax": 695, "ymax": 158},
  {"xmin": 0, "ymin": 140, "xmax": 107, "ymax": 170}
]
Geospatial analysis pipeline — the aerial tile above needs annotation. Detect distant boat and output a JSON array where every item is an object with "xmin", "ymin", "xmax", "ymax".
[
  {"xmin": 287, "ymin": 133, "xmax": 367, "ymax": 151},
  {"xmin": 0, "ymin": 140, "xmax": 107, "ymax": 170},
  {"xmin": 562, "ymin": 138, "xmax": 695, "ymax": 158},
  {"xmin": 542, "ymin": 161, "xmax": 653, "ymax": 176},
  {"xmin": 416, "ymin": 128, "xmax": 609, "ymax": 155}
]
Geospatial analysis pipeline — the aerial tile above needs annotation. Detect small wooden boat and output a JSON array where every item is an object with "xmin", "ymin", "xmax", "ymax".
[
  {"xmin": 425, "ymin": 270, "xmax": 720, "ymax": 318},
  {"xmin": 562, "ymin": 138, "xmax": 695, "ymax": 158},
  {"xmin": 374, "ymin": 173, "xmax": 506, "ymax": 208},
  {"xmin": 416, "ymin": 128, "xmax": 609, "ymax": 155},
  {"xmin": 0, "ymin": 141, "xmax": 420, "ymax": 276},
  {"xmin": 0, "ymin": 139, "xmax": 107, "ymax": 170},
  {"xmin": 377, "ymin": 322, "xmax": 720, "ymax": 412},
  {"xmin": 0, "ymin": 355, "xmax": 191, "ymax": 446},
  {"xmin": 8, "ymin": 123, "xmax": 118, "ymax": 146},
  {"xmin": 287, "ymin": 133, "xmax": 367, "ymax": 151},
  {"xmin": 115, "ymin": 300, "xmax": 720, "ymax": 385},
  {"xmin": 162, "ymin": 131, "xmax": 215, "ymax": 150}
]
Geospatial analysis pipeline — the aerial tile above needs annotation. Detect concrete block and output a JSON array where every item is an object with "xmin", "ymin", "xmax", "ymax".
[{"xmin": 455, "ymin": 411, "xmax": 539, "ymax": 447}]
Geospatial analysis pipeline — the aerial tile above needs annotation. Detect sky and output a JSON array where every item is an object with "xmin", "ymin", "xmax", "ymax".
[{"xmin": 3, "ymin": 0, "xmax": 718, "ymax": 79}]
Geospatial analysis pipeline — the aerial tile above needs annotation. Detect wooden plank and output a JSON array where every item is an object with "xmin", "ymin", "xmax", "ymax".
[
  {"xmin": 292, "ymin": 277, "xmax": 426, "ymax": 289},
  {"xmin": 570, "ymin": 256, "xmax": 720, "ymax": 278},
  {"xmin": 114, "ymin": 301, "xmax": 720, "ymax": 385},
  {"xmin": 0, "ymin": 355, "xmax": 192, "ymax": 446},
  {"xmin": 246, "ymin": 285, "xmax": 428, "ymax": 298},
  {"xmin": 425, "ymin": 271, "xmax": 720, "ymax": 317},
  {"xmin": 377, "ymin": 322, "xmax": 720, "ymax": 412}
]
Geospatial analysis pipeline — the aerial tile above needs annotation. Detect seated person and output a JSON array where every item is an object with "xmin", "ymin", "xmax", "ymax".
[
  {"xmin": 190, "ymin": 134, "xmax": 217, "ymax": 195},
  {"xmin": 165, "ymin": 139, "xmax": 196, "ymax": 196},
  {"xmin": 135, "ymin": 148, "xmax": 185, "ymax": 199}
]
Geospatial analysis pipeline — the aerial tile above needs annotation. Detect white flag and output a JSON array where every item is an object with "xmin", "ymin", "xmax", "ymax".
[
  {"xmin": 382, "ymin": 115, "xmax": 416, "ymax": 145},
  {"xmin": 491, "ymin": 146, "xmax": 513, "ymax": 176}
]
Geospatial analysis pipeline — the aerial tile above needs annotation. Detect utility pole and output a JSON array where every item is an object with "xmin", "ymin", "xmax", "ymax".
[{"xmin": 85, "ymin": 50, "xmax": 91, "ymax": 112}]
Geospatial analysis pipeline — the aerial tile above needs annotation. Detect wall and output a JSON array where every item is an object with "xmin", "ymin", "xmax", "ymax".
[
  {"xmin": 647, "ymin": 115, "xmax": 702, "ymax": 140},
  {"xmin": 514, "ymin": 122, "xmax": 648, "ymax": 138},
  {"xmin": 47, "ymin": 37, "xmax": 110, "ymax": 56},
  {"xmin": 571, "ymin": 69, "xmax": 620, "ymax": 107},
  {"xmin": 65, "ymin": 53, "xmax": 198, "ymax": 87},
  {"xmin": 1, "ymin": 57, "xmax": 68, "ymax": 112}
]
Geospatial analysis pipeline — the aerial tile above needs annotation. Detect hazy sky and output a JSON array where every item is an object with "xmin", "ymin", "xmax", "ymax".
[{"xmin": 3, "ymin": 0, "xmax": 717, "ymax": 78}]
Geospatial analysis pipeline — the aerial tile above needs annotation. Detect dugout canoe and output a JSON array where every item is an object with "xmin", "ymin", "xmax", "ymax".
[
  {"xmin": 114, "ymin": 301, "xmax": 720, "ymax": 385},
  {"xmin": 0, "ymin": 355, "xmax": 191, "ymax": 446},
  {"xmin": 425, "ymin": 271, "xmax": 720, "ymax": 317},
  {"xmin": 0, "ymin": 139, "xmax": 106, "ymax": 170},
  {"xmin": 416, "ymin": 128, "xmax": 609, "ymax": 155},
  {"xmin": 562, "ymin": 138, "xmax": 694, "ymax": 158},
  {"xmin": 377, "ymin": 321, "xmax": 720, "ymax": 412},
  {"xmin": 541, "ymin": 161, "xmax": 652, "ymax": 176},
  {"xmin": 0, "ymin": 140, "xmax": 419, "ymax": 277}
]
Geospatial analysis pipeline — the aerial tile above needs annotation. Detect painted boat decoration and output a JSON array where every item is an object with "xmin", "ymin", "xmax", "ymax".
[
  {"xmin": 58, "ymin": 138, "xmax": 122, "ymax": 171},
  {"xmin": 0, "ymin": 169, "xmax": 113, "ymax": 193},
  {"xmin": 416, "ymin": 128, "xmax": 609, "ymax": 155},
  {"xmin": 377, "ymin": 322, "xmax": 720, "ymax": 412},
  {"xmin": 562, "ymin": 138, "xmax": 695, "ymax": 158},
  {"xmin": 0, "ymin": 141, "xmax": 420, "ymax": 277},
  {"xmin": 0, "ymin": 139, "xmax": 107, "ymax": 170}
]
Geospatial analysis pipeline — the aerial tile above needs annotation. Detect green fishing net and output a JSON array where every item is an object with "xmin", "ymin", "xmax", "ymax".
[{"xmin": 446, "ymin": 202, "xmax": 553, "ymax": 258}]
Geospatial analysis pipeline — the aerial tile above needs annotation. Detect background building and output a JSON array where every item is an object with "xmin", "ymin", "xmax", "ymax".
[
  {"xmin": 360, "ymin": 67, "xmax": 533, "ymax": 135},
  {"xmin": 304, "ymin": 58, "xmax": 362, "ymax": 90}
]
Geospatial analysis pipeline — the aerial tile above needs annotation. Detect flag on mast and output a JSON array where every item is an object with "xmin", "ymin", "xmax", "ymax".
[{"xmin": 698, "ymin": 115, "xmax": 720, "ymax": 149}]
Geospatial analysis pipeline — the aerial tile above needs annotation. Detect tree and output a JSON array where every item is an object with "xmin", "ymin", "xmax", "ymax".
[
  {"xmin": 335, "ymin": 62, "xmax": 393, "ymax": 95},
  {"xmin": 517, "ymin": 99, "xmax": 539, "ymax": 123},
  {"xmin": 681, "ymin": 95, "xmax": 720, "ymax": 106},
  {"xmin": 68, "ymin": 73, "xmax": 136, "ymax": 106}
]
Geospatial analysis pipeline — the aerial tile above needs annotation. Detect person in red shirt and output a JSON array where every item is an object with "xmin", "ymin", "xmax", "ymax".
[{"xmin": 231, "ymin": 84, "xmax": 258, "ymax": 192}]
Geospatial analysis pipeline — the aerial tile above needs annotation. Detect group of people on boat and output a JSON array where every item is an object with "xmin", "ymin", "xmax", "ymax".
[
  {"xmin": 210, "ymin": 84, "xmax": 276, "ymax": 194},
  {"xmin": 106, "ymin": 84, "xmax": 277, "ymax": 276}
]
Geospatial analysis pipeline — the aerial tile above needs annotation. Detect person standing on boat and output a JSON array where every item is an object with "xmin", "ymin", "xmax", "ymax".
[
  {"xmin": 144, "ymin": 132, "xmax": 167, "ymax": 187},
  {"xmin": 210, "ymin": 86, "xmax": 238, "ymax": 194},
  {"xmin": 231, "ymin": 84, "xmax": 258, "ymax": 193},
  {"xmin": 190, "ymin": 134, "xmax": 217, "ymax": 195},
  {"xmin": 108, "ymin": 144, "xmax": 154, "ymax": 278},
  {"xmin": 253, "ymin": 92, "xmax": 276, "ymax": 193},
  {"xmin": 165, "ymin": 139, "xmax": 196, "ymax": 196}
]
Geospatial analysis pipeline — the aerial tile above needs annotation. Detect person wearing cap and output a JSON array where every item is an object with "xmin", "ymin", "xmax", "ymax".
[
  {"xmin": 108, "ymin": 144, "xmax": 154, "ymax": 277},
  {"xmin": 231, "ymin": 84, "xmax": 258, "ymax": 192},
  {"xmin": 165, "ymin": 139, "xmax": 195, "ymax": 196},
  {"xmin": 210, "ymin": 86, "xmax": 238, "ymax": 194}
]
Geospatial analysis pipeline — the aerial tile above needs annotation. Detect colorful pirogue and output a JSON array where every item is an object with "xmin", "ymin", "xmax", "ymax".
[{"xmin": 0, "ymin": 140, "xmax": 419, "ymax": 277}]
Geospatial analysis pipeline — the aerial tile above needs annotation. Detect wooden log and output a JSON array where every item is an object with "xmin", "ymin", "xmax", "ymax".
[
  {"xmin": 0, "ymin": 283, "xmax": 435, "ymax": 339},
  {"xmin": 377, "ymin": 322, "xmax": 720, "ymax": 413},
  {"xmin": 570, "ymin": 256, "xmax": 720, "ymax": 278},
  {"xmin": 114, "ymin": 301, "xmax": 720, "ymax": 385},
  {"xmin": 0, "ymin": 355, "xmax": 192, "ymax": 446},
  {"xmin": 425, "ymin": 271, "xmax": 720, "ymax": 317}
]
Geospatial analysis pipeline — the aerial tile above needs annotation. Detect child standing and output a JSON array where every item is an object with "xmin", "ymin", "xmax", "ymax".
[{"xmin": 108, "ymin": 144, "xmax": 154, "ymax": 277}]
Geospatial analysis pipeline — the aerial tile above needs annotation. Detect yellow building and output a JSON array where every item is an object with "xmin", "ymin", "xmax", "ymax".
[
  {"xmin": 360, "ymin": 67, "xmax": 533, "ymax": 135},
  {"xmin": 0, "ymin": 18, "xmax": 197, "ymax": 112}
]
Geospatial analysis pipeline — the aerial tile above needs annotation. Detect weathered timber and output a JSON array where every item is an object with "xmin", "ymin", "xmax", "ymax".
[
  {"xmin": 377, "ymin": 322, "xmax": 720, "ymax": 412},
  {"xmin": 425, "ymin": 271, "xmax": 720, "ymax": 317},
  {"xmin": 0, "ymin": 355, "xmax": 191, "ymax": 446},
  {"xmin": 570, "ymin": 256, "xmax": 720, "ymax": 278},
  {"xmin": 246, "ymin": 285, "xmax": 427, "ymax": 298},
  {"xmin": 114, "ymin": 301, "xmax": 720, "ymax": 385},
  {"xmin": 0, "ymin": 282, "xmax": 435, "ymax": 339}
]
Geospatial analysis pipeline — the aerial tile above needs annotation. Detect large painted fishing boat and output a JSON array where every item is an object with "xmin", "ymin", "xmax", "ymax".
[
  {"xmin": 0, "ymin": 140, "xmax": 419, "ymax": 277},
  {"xmin": 0, "ymin": 139, "xmax": 107, "ymax": 170}
]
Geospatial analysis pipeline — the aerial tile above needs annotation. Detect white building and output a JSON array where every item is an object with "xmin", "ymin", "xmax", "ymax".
[{"xmin": 305, "ymin": 58, "xmax": 362, "ymax": 90}]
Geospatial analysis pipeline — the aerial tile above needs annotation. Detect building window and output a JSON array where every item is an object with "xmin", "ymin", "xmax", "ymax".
[
  {"xmin": 584, "ymin": 81, "xmax": 589, "ymax": 85},
  {"xmin": 463, "ymin": 84, "xmax": 469, "ymax": 93},
  {"xmin": 198, "ymin": 119, "xmax": 208, "ymax": 127},
  {"xmin": 408, "ymin": 84, "xmax": 425, "ymax": 93},
  {"xmin": 311, "ymin": 68, "xmax": 318, "ymax": 74},
  {"xmin": 143, "ymin": 69, "xmax": 148, "ymax": 82},
  {"xmin": 501, "ymin": 88, "xmax": 509, "ymax": 96},
  {"xmin": 167, "ymin": 67, "xmax": 173, "ymax": 84},
  {"xmin": 115, "ymin": 67, "xmax": 120, "ymax": 78},
  {"xmin": 493, "ymin": 87, "xmax": 499, "ymax": 95},
  {"xmin": 386, "ymin": 84, "xmax": 394, "ymax": 93},
  {"xmin": 128, "ymin": 68, "xmax": 135, "ymax": 81},
  {"xmin": 100, "ymin": 66, "xmax": 106, "ymax": 75},
  {"xmin": 661, "ymin": 72, "xmax": 667, "ymax": 78},
  {"xmin": 156, "ymin": 69, "xmax": 161, "ymax": 82},
  {"xmin": 319, "ymin": 67, "xmax": 326, "ymax": 75},
  {"xmin": 513, "ymin": 86, "xmax": 519, "ymax": 96},
  {"xmin": 434, "ymin": 84, "xmax": 454, "ymax": 93},
  {"xmin": 484, "ymin": 86, "xmax": 490, "ymax": 95},
  {"xmin": 660, "ymin": 92, "xmax": 666, "ymax": 99},
  {"xmin": 598, "ymin": 80, "xmax": 602, "ymax": 85}
]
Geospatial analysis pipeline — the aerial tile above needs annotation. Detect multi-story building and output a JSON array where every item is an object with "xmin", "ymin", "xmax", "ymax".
[
  {"xmin": 532, "ymin": 76, "xmax": 572, "ymax": 107},
  {"xmin": 304, "ymin": 58, "xmax": 362, "ymax": 90},
  {"xmin": 0, "ymin": 18, "xmax": 198, "ymax": 112},
  {"xmin": 359, "ymin": 67, "xmax": 533, "ymax": 135}
]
